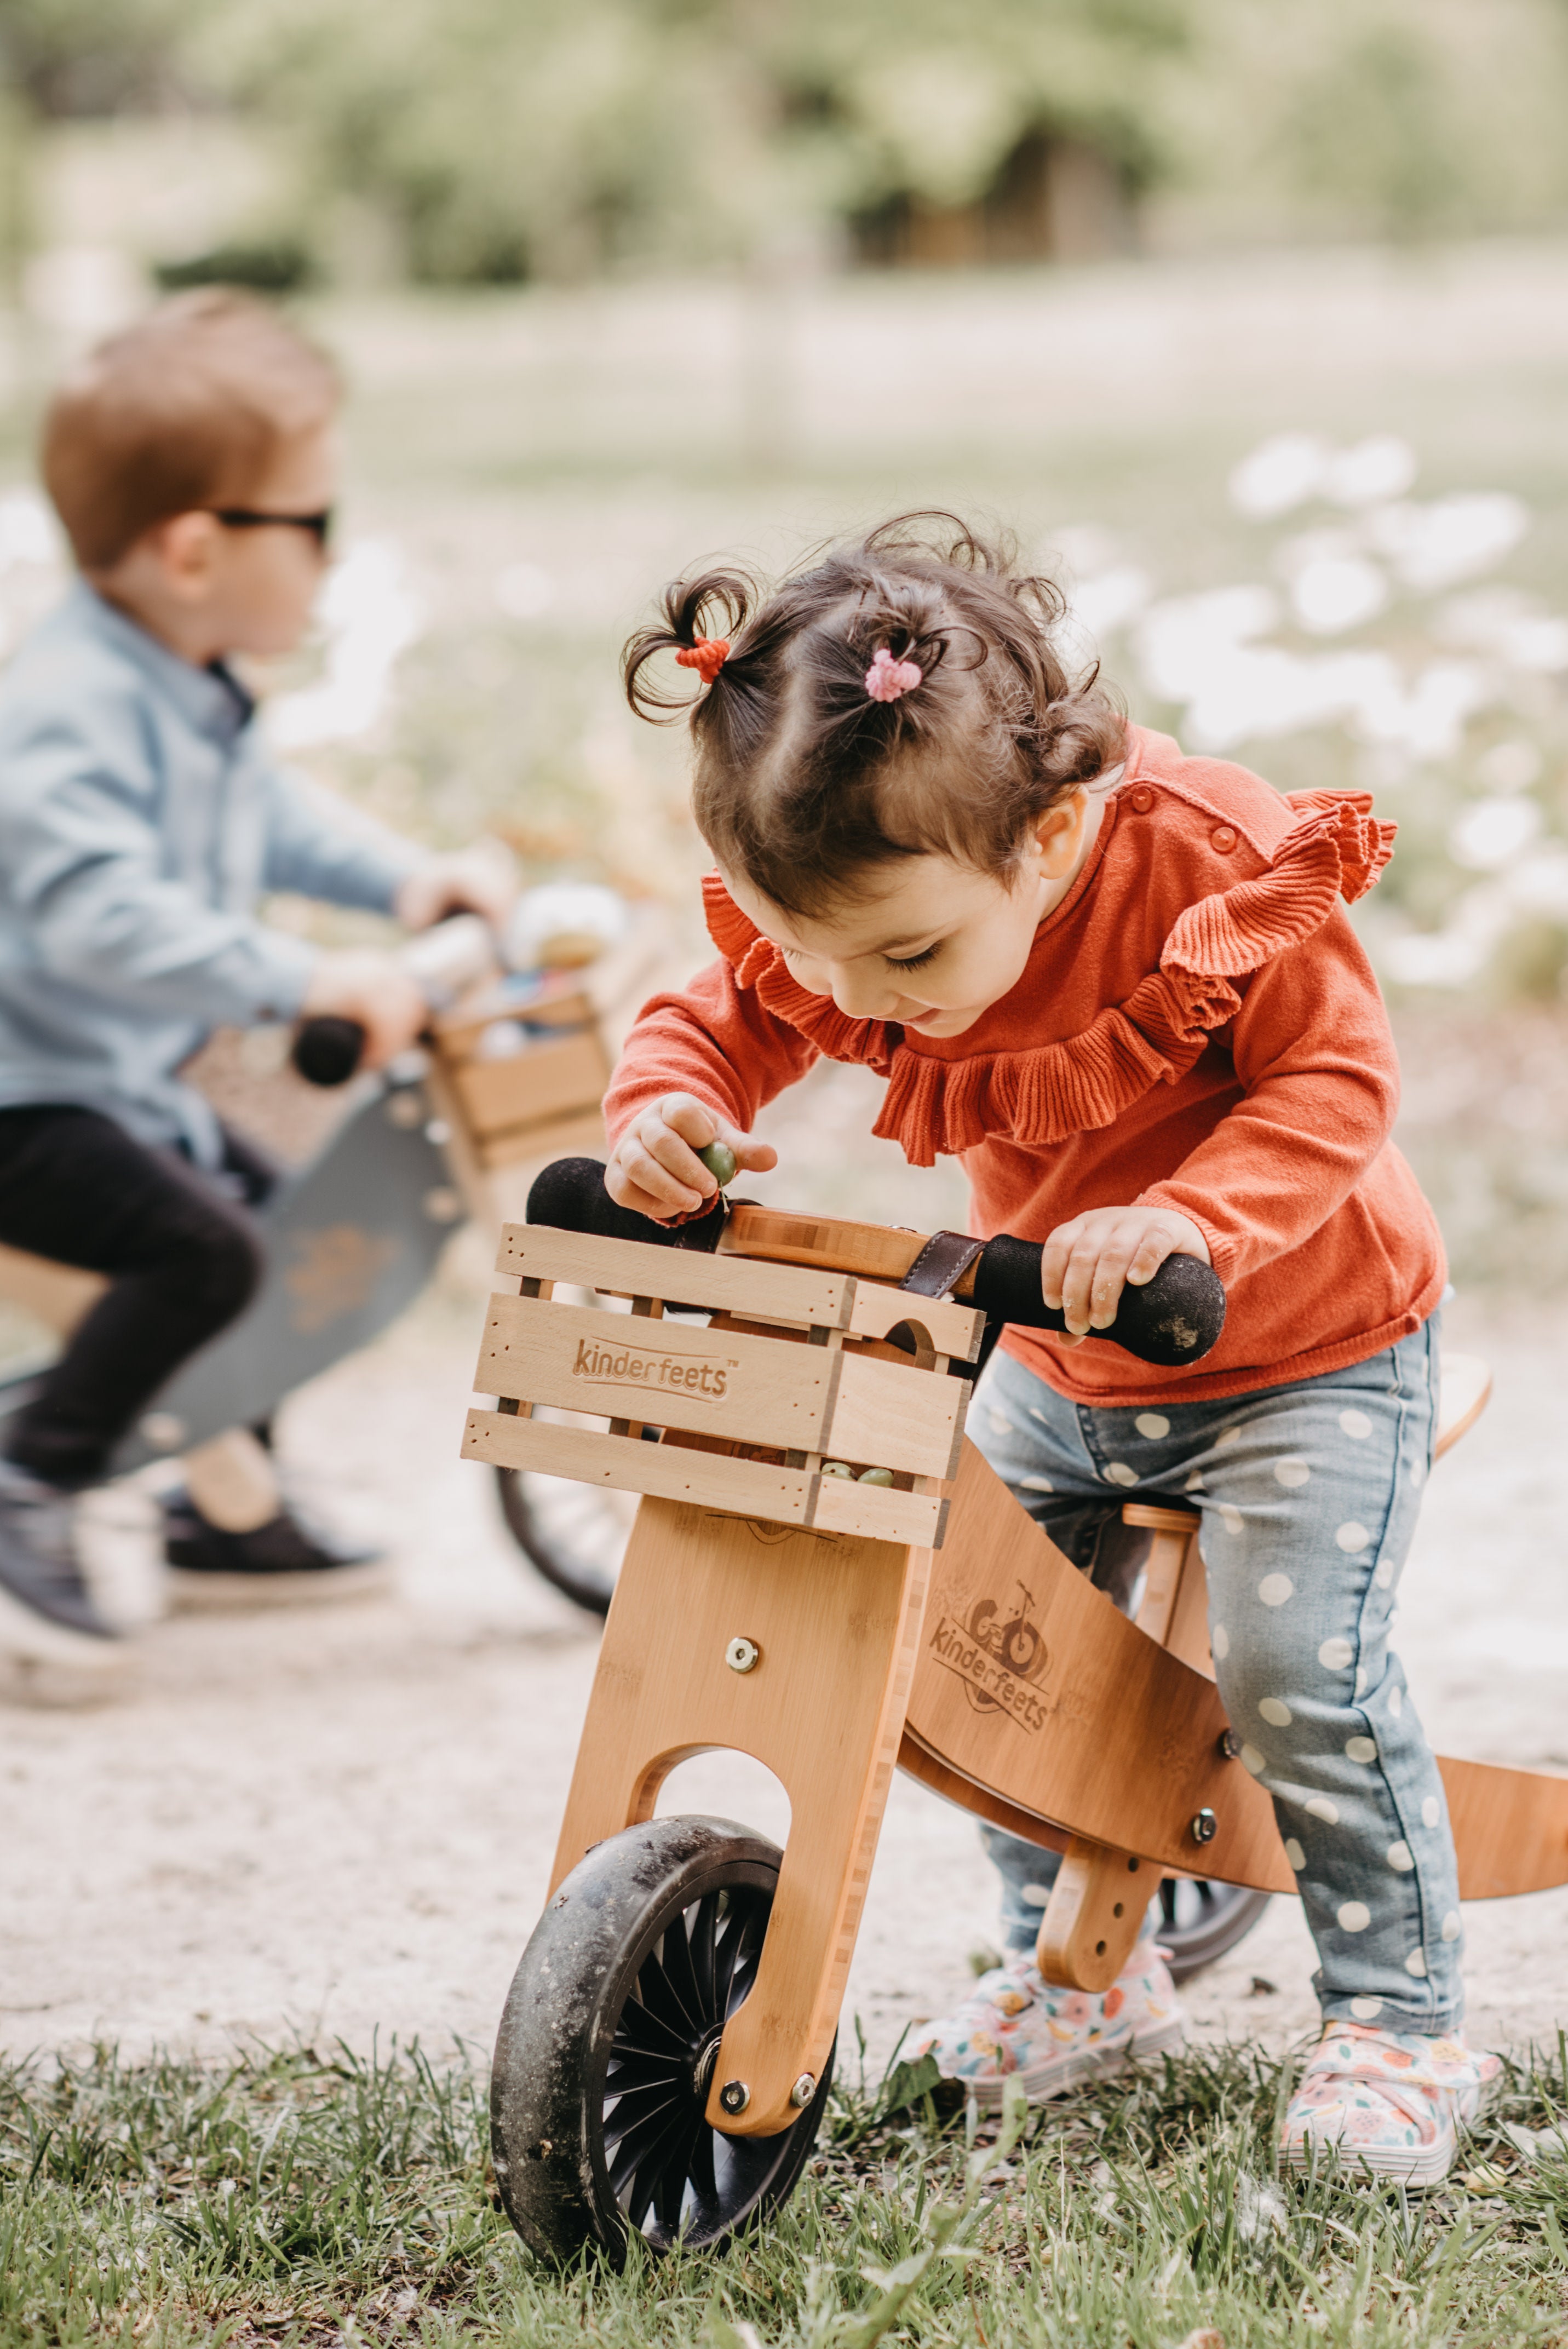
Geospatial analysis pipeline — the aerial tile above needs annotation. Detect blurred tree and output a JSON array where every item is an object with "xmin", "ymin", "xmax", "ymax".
[
  {"xmin": 185, "ymin": 0, "xmax": 1192, "ymax": 282},
  {"xmin": 0, "ymin": 0, "xmax": 205, "ymax": 115}
]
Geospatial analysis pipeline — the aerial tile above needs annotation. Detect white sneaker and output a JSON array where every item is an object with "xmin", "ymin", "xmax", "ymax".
[{"xmin": 908, "ymin": 1942, "xmax": 1187, "ymax": 2110}]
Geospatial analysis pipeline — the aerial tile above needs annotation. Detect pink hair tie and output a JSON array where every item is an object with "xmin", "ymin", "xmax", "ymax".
[{"xmin": 864, "ymin": 646, "xmax": 923, "ymax": 703}]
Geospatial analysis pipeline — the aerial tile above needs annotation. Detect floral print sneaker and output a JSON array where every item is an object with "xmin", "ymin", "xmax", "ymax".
[
  {"xmin": 907, "ymin": 1942, "xmax": 1186, "ymax": 2111},
  {"xmin": 1280, "ymin": 2023, "xmax": 1502, "ymax": 2184}
]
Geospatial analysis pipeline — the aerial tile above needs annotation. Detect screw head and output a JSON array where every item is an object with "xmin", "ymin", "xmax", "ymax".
[
  {"xmin": 790, "ymin": 2073, "xmax": 816, "ymax": 2110},
  {"xmin": 1190, "ymin": 1807, "xmax": 1219, "ymax": 1845},
  {"xmin": 719, "ymin": 2079, "xmax": 750, "ymax": 2116},
  {"xmin": 725, "ymin": 1636, "xmax": 760, "ymax": 1674},
  {"xmin": 1217, "ymin": 1729, "xmax": 1242, "ymax": 1761}
]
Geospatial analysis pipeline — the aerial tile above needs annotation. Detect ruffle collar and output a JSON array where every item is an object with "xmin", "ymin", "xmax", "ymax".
[{"xmin": 703, "ymin": 787, "xmax": 1394, "ymax": 1167}]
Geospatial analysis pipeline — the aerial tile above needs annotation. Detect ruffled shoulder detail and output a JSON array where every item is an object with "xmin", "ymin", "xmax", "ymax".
[
  {"xmin": 697, "ymin": 790, "xmax": 1395, "ymax": 1167},
  {"xmin": 1161, "ymin": 789, "xmax": 1395, "ymax": 983}
]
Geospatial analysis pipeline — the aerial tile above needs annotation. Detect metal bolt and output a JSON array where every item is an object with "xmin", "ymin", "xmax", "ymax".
[
  {"xmin": 719, "ymin": 2080, "xmax": 750, "ymax": 2116},
  {"xmin": 725, "ymin": 1636, "xmax": 760, "ymax": 1674},
  {"xmin": 1190, "ymin": 1807, "xmax": 1219, "ymax": 1845},
  {"xmin": 790, "ymin": 2073, "xmax": 816, "ymax": 2109},
  {"xmin": 1217, "ymin": 1728, "xmax": 1242, "ymax": 1761}
]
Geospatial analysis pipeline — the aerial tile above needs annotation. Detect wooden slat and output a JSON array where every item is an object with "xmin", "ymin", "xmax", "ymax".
[
  {"xmin": 842, "ymin": 1284, "xmax": 983, "ymax": 1359},
  {"xmin": 477, "ymin": 1106, "xmax": 607, "ymax": 1170},
  {"xmin": 449, "ymin": 1029, "xmax": 608, "ymax": 1139},
  {"xmin": 476, "ymin": 1289, "xmax": 966, "ymax": 1478},
  {"xmin": 461, "ymin": 1408, "xmax": 946, "ymax": 1544},
  {"xmin": 432, "ymin": 983, "xmax": 594, "ymax": 1062},
  {"xmin": 497, "ymin": 1225, "xmax": 984, "ymax": 1358},
  {"xmin": 476, "ymin": 1291, "xmax": 838, "ymax": 1452},
  {"xmin": 812, "ymin": 1471, "xmax": 947, "ymax": 1547},
  {"xmin": 463, "ymin": 1408, "xmax": 811, "ymax": 1521},
  {"xmin": 499, "ymin": 1225, "xmax": 859, "ymax": 1329},
  {"xmin": 829, "ymin": 1350, "xmax": 967, "ymax": 1481}
]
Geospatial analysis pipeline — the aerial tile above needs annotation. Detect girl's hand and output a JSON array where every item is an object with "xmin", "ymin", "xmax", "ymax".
[
  {"xmin": 605, "ymin": 1093, "xmax": 777, "ymax": 1221},
  {"xmin": 1041, "ymin": 1205, "xmax": 1211, "ymax": 1345}
]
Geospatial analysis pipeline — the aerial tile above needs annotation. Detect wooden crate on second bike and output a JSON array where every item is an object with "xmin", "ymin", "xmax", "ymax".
[
  {"xmin": 460, "ymin": 1222, "xmax": 985, "ymax": 1549},
  {"xmin": 422, "ymin": 906, "xmax": 674, "ymax": 1200}
]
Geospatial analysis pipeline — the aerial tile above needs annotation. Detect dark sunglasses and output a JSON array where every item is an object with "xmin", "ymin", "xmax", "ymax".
[{"xmin": 209, "ymin": 506, "xmax": 334, "ymax": 550}]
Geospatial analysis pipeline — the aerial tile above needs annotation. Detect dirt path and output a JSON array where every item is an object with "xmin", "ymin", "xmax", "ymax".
[{"xmin": 3, "ymin": 1269, "xmax": 1565, "ymax": 2078}]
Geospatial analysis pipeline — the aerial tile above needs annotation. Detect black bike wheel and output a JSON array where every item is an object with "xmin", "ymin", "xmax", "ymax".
[
  {"xmin": 493, "ymin": 1458, "xmax": 629, "ymax": 1616},
  {"xmin": 491, "ymin": 1815, "xmax": 835, "ymax": 2264},
  {"xmin": 1156, "ymin": 1877, "xmax": 1272, "ymax": 1983}
]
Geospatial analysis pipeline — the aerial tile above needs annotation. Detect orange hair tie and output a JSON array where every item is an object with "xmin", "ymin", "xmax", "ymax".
[{"xmin": 675, "ymin": 636, "xmax": 730, "ymax": 685}]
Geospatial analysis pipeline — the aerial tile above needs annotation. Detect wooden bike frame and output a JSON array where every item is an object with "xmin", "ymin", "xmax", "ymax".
[{"xmin": 466, "ymin": 1207, "xmax": 1568, "ymax": 2142}]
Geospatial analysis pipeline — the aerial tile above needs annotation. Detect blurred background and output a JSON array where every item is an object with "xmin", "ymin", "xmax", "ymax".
[{"xmin": 3, "ymin": 0, "xmax": 1568, "ymax": 1281}]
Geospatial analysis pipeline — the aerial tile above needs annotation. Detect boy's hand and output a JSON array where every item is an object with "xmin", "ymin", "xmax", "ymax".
[
  {"xmin": 606, "ymin": 1093, "xmax": 777, "ymax": 1221},
  {"xmin": 1041, "ymin": 1205, "xmax": 1210, "ymax": 1346},
  {"xmin": 301, "ymin": 950, "xmax": 427, "ymax": 1070},
  {"xmin": 395, "ymin": 846, "xmax": 516, "ymax": 934}
]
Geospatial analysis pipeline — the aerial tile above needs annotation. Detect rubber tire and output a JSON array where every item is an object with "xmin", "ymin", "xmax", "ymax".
[
  {"xmin": 1158, "ymin": 1881, "xmax": 1272, "ymax": 1983},
  {"xmin": 494, "ymin": 1464, "xmax": 617, "ymax": 1616},
  {"xmin": 491, "ymin": 1815, "xmax": 834, "ymax": 2265}
]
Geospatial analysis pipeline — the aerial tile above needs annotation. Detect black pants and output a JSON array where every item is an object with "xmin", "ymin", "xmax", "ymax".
[{"xmin": 0, "ymin": 1105, "xmax": 273, "ymax": 1489}]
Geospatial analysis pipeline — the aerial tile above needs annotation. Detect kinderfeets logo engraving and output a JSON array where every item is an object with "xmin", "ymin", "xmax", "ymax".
[
  {"xmin": 928, "ymin": 1578, "xmax": 1051, "ymax": 1733},
  {"xmin": 571, "ymin": 1335, "xmax": 737, "ymax": 1401}
]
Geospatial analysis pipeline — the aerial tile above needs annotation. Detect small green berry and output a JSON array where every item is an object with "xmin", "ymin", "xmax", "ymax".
[
  {"xmin": 821, "ymin": 1461, "xmax": 853, "ymax": 1479},
  {"xmin": 858, "ymin": 1467, "xmax": 895, "ymax": 1486},
  {"xmin": 698, "ymin": 1140, "xmax": 738, "ymax": 1187}
]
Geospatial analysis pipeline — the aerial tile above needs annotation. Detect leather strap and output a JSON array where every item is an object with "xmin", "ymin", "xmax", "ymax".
[{"xmin": 898, "ymin": 1230, "xmax": 985, "ymax": 1302}]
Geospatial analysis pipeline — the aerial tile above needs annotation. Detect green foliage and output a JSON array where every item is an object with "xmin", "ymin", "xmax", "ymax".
[{"xmin": 4, "ymin": 2034, "xmax": 1568, "ymax": 2345}]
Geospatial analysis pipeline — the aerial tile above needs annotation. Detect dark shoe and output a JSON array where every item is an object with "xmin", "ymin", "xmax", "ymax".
[
  {"xmin": 161, "ymin": 1489, "xmax": 388, "ymax": 1609},
  {"xmin": 0, "ymin": 1461, "xmax": 124, "ymax": 1665}
]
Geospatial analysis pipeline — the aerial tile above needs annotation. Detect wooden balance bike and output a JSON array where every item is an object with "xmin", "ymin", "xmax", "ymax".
[{"xmin": 467, "ymin": 1159, "xmax": 1568, "ymax": 2265}]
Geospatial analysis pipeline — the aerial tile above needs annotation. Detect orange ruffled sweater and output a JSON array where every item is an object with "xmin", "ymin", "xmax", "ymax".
[{"xmin": 602, "ymin": 726, "xmax": 1445, "ymax": 1408}]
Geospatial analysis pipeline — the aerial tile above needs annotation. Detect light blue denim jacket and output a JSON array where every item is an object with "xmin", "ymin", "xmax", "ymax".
[{"xmin": 0, "ymin": 584, "xmax": 421, "ymax": 1166}]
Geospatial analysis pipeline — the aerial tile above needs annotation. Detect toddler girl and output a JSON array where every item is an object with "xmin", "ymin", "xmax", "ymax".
[{"xmin": 602, "ymin": 514, "xmax": 1497, "ymax": 2182}]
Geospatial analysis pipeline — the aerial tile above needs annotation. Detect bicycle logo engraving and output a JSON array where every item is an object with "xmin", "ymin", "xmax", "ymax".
[{"xmin": 927, "ymin": 1580, "xmax": 1051, "ymax": 1732}]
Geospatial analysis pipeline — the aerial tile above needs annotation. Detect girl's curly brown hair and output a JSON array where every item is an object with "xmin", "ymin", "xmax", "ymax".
[{"xmin": 622, "ymin": 512, "xmax": 1126, "ymax": 918}]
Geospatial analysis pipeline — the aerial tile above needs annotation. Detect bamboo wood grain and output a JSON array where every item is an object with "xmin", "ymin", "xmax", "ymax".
[
  {"xmin": 904, "ymin": 1444, "xmax": 1568, "ymax": 1900},
  {"xmin": 1035, "ymin": 1506, "xmax": 1210, "ymax": 1988},
  {"xmin": 475, "ymin": 1291, "xmax": 966, "ymax": 1478},
  {"xmin": 476, "ymin": 1105, "xmax": 608, "ymax": 1170},
  {"xmin": 462, "ymin": 1407, "xmax": 947, "ymax": 1544},
  {"xmin": 720, "ymin": 1203, "xmax": 981, "ymax": 1293},
  {"xmin": 495, "ymin": 1225, "xmax": 985, "ymax": 1358},
  {"xmin": 548, "ymin": 1496, "xmax": 931, "ymax": 2139},
  {"xmin": 449, "ymin": 1028, "xmax": 609, "ymax": 1141}
]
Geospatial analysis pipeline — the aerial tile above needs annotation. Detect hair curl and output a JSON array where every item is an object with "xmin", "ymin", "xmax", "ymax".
[{"xmin": 622, "ymin": 512, "xmax": 1125, "ymax": 917}]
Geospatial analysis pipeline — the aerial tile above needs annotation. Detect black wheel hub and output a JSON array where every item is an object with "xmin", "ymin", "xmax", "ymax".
[{"xmin": 599, "ymin": 1876, "xmax": 815, "ymax": 2250}]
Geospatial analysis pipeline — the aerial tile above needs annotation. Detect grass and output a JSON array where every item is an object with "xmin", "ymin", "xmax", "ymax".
[{"xmin": 4, "ymin": 2031, "xmax": 1568, "ymax": 2348}]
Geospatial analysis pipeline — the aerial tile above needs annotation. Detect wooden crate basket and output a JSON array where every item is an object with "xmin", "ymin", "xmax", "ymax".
[
  {"xmin": 427, "ymin": 981, "xmax": 612, "ymax": 1174},
  {"xmin": 461, "ymin": 1224, "xmax": 984, "ymax": 1549}
]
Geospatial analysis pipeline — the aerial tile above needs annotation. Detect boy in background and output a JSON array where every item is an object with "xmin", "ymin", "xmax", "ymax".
[{"xmin": 0, "ymin": 289, "xmax": 511, "ymax": 1672}]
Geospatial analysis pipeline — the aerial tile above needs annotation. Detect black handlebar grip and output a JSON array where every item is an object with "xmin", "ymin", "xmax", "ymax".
[
  {"xmin": 526, "ymin": 1158, "xmax": 1227, "ymax": 1367},
  {"xmin": 291, "ymin": 1015, "xmax": 368, "ymax": 1088},
  {"xmin": 972, "ymin": 1232, "xmax": 1226, "ymax": 1368},
  {"xmin": 525, "ymin": 1156, "xmax": 727, "ymax": 1252}
]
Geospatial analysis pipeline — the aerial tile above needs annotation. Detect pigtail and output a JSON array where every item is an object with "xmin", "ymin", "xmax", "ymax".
[{"xmin": 622, "ymin": 567, "xmax": 755, "ymax": 722}]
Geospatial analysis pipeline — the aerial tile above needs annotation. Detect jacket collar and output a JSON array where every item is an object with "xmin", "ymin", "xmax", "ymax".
[{"xmin": 75, "ymin": 582, "xmax": 255, "ymax": 744}]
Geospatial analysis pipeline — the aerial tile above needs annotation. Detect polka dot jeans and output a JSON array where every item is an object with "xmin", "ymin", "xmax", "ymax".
[{"xmin": 972, "ymin": 1316, "xmax": 1463, "ymax": 2034}]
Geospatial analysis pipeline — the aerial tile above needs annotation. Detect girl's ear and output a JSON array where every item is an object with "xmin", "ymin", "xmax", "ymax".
[{"xmin": 1032, "ymin": 789, "xmax": 1087, "ymax": 877}]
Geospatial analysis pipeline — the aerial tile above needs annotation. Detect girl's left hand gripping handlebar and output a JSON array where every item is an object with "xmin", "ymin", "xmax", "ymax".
[{"xmin": 526, "ymin": 1157, "xmax": 1226, "ymax": 1371}]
